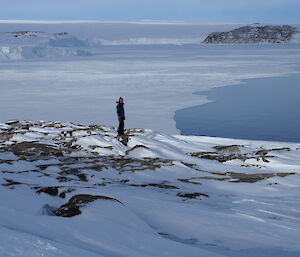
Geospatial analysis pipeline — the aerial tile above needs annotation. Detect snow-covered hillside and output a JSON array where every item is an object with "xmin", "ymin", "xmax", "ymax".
[{"xmin": 1, "ymin": 120, "xmax": 300, "ymax": 257}]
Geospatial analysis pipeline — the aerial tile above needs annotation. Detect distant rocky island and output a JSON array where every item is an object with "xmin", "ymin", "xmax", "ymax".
[{"xmin": 203, "ymin": 24, "xmax": 298, "ymax": 44}]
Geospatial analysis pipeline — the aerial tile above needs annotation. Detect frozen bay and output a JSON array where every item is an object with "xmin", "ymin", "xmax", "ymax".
[{"xmin": 1, "ymin": 43, "xmax": 300, "ymax": 134}]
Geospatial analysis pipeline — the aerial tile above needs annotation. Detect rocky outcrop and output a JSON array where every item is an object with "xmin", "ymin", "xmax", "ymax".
[
  {"xmin": 7, "ymin": 142, "xmax": 66, "ymax": 157},
  {"xmin": 188, "ymin": 145, "xmax": 293, "ymax": 163},
  {"xmin": 203, "ymin": 24, "xmax": 298, "ymax": 44},
  {"xmin": 54, "ymin": 194, "xmax": 122, "ymax": 217},
  {"xmin": 36, "ymin": 187, "xmax": 59, "ymax": 196}
]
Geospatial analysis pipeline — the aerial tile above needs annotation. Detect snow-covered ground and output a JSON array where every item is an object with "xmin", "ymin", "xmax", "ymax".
[
  {"xmin": 0, "ymin": 120, "xmax": 300, "ymax": 257},
  {"xmin": 1, "ymin": 21, "xmax": 300, "ymax": 257}
]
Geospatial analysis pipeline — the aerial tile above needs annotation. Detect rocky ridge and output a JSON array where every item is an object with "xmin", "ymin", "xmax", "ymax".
[
  {"xmin": 1, "ymin": 120, "xmax": 300, "ymax": 256},
  {"xmin": 0, "ymin": 120, "xmax": 298, "ymax": 207},
  {"xmin": 203, "ymin": 24, "xmax": 298, "ymax": 44}
]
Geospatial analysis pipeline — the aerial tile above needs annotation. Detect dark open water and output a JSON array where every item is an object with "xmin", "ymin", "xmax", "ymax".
[{"xmin": 175, "ymin": 73, "xmax": 300, "ymax": 143}]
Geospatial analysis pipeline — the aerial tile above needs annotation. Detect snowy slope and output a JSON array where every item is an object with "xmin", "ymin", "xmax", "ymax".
[{"xmin": 1, "ymin": 120, "xmax": 300, "ymax": 257}]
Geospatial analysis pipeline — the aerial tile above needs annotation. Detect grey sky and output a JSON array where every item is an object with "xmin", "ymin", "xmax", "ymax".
[{"xmin": 1, "ymin": 0, "xmax": 299, "ymax": 23}]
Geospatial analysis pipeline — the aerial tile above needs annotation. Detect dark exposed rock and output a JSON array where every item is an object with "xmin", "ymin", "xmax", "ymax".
[
  {"xmin": 188, "ymin": 145, "xmax": 289, "ymax": 163},
  {"xmin": 59, "ymin": 188, "xmax": 76, "ymax": 198},
  {"xmin": 119, "ymin": 179, "xmax": 130, "ymax": 183},
  {"xmin": 90, "ymin": 145, "xmax": 113, "ymax": 150},
  {"xmin": 158, "ymin": 232, "xmax": 170, "ymax": 236},
  {"xmin": 1, "ymin": 178, "xmax": 22, "ymax": 187},
  {"xmin": 59, "ymin": 167, "xmax": 88, "ymax": 182},
  {"xmin": 177, "ymin": 192, "xmax": 209, "ymax": 199},
  {"xmin": 177, "ymin": 178, "xmax": 201, "ymax": 185},
  {"xmin": 87, "ymin": 164, "xmax": 106, "ymax": 171},
  {"xmin": 189, "ymin": 151, "xmax": 250, "ymax": 163},
  {"xmin": 54, "ymin": 194, "xmax": 122, "ymax": 217},
  {"xmin": 241, "ymin": 164, "xmax": 264, "ymax": 169},
  {"xmin": 4, "ymin": 120, "xmax": 23, "ymax": 127},
  {"xmin": 105, "ymin": 157, "xmax": 173, "ymax": 173},
  {"xmin": 182, "ymin": 171, "xmax": 296, "ymax": 183},
  {"xmin": 270, "ymin": 147, "xmax": 291, "ymax": 152},
  {"xmin": 0, "ymin": 133, "xmax": 13, "ymax": 142},
  {"xmin": 181, "ymin": 162, "xmax": 196, "ymax": 169},
  {"xmin": 203, "ymin": 25, "xmax": 298, "ymax": 44},
  {"xmin": 8, "ymin": 31, "xmax": 40, "ymax": 38},
  {"xmin": 129, "ymin": 182, "xmax": 179, "ymax": 189},
  {"xmin": 56, "ymin": 176, "xmax": 74, "ymax": 182},
  {"xmin": 36, "ymin": 186, "xmax": 59, "ymax": 196},
  {"xmin": 4, "ymin": 142, "xmax": 65, "ymax": 157},
  {"xmin": 88, "ymin": 124, "xmax": 107, "ymax": 131},
  {"xmin": 213, "ymin": 145, "xmax": 243, "ymax": 153},
  {"xmin": 255, "ymin": 150, "xmax": 273, "ymax": 162},
  {"xmin": 228, "ymin": 172, "xmax": 295, "ymax": 183},
  {"xmin": 59, "ymin": 191, "xmax": 67, "ymax": 198},
  {"xmin": 127, "ymin": 128, "xmax": 145, "ymax": 134},
  {"xmin": 77, "ymin": 173, "xmax": 88, "ymax": 182},
  {"xmin": 253, "ymin": 148, "xmax": 290, "ymax": 163}
]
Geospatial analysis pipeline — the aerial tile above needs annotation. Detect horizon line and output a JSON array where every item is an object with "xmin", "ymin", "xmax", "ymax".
[{"xmin": 0, "ymin": 19, "xmax": 265, "ymax": 25}]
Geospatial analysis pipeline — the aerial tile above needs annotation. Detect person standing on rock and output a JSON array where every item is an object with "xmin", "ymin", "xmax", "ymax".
[{"xmin": 116, "ymin": 97, "xmax": 125, "ymax": 136}]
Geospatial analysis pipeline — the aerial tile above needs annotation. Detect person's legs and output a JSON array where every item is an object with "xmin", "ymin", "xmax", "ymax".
[
  {"xmin": 120, "ymin": 118, "xmax": 125, "ymax": 134},
  {"xmin": 118, "ymin": 118, "xmax": 125, "ymax": 135}
]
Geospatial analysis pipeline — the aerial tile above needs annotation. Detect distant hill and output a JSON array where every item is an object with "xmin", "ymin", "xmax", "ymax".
[{"xmin": 203, "ymin": 24, "xmax": 298, "ymax": 44}]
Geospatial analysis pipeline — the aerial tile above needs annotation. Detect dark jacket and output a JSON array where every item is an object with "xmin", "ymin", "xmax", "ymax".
[{"xmin": 116, "ymin": 103, "xmax": 125, "ymax": 119}]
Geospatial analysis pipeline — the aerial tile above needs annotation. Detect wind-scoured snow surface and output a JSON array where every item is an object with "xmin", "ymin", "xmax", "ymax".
[{"xmin": 0, "ymin": 120, "xmax": 300, "ymax": 257}]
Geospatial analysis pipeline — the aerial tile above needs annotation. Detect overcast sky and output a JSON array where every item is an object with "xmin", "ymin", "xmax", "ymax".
[{"xmin": 1, "ymin": 0, "xmax": 299, "ymax": 23}]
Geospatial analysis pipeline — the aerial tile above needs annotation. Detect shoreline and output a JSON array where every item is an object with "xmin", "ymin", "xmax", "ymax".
[{"xmin": 174, "ymin": 70, "xmax": 300, "ymax": 143}]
